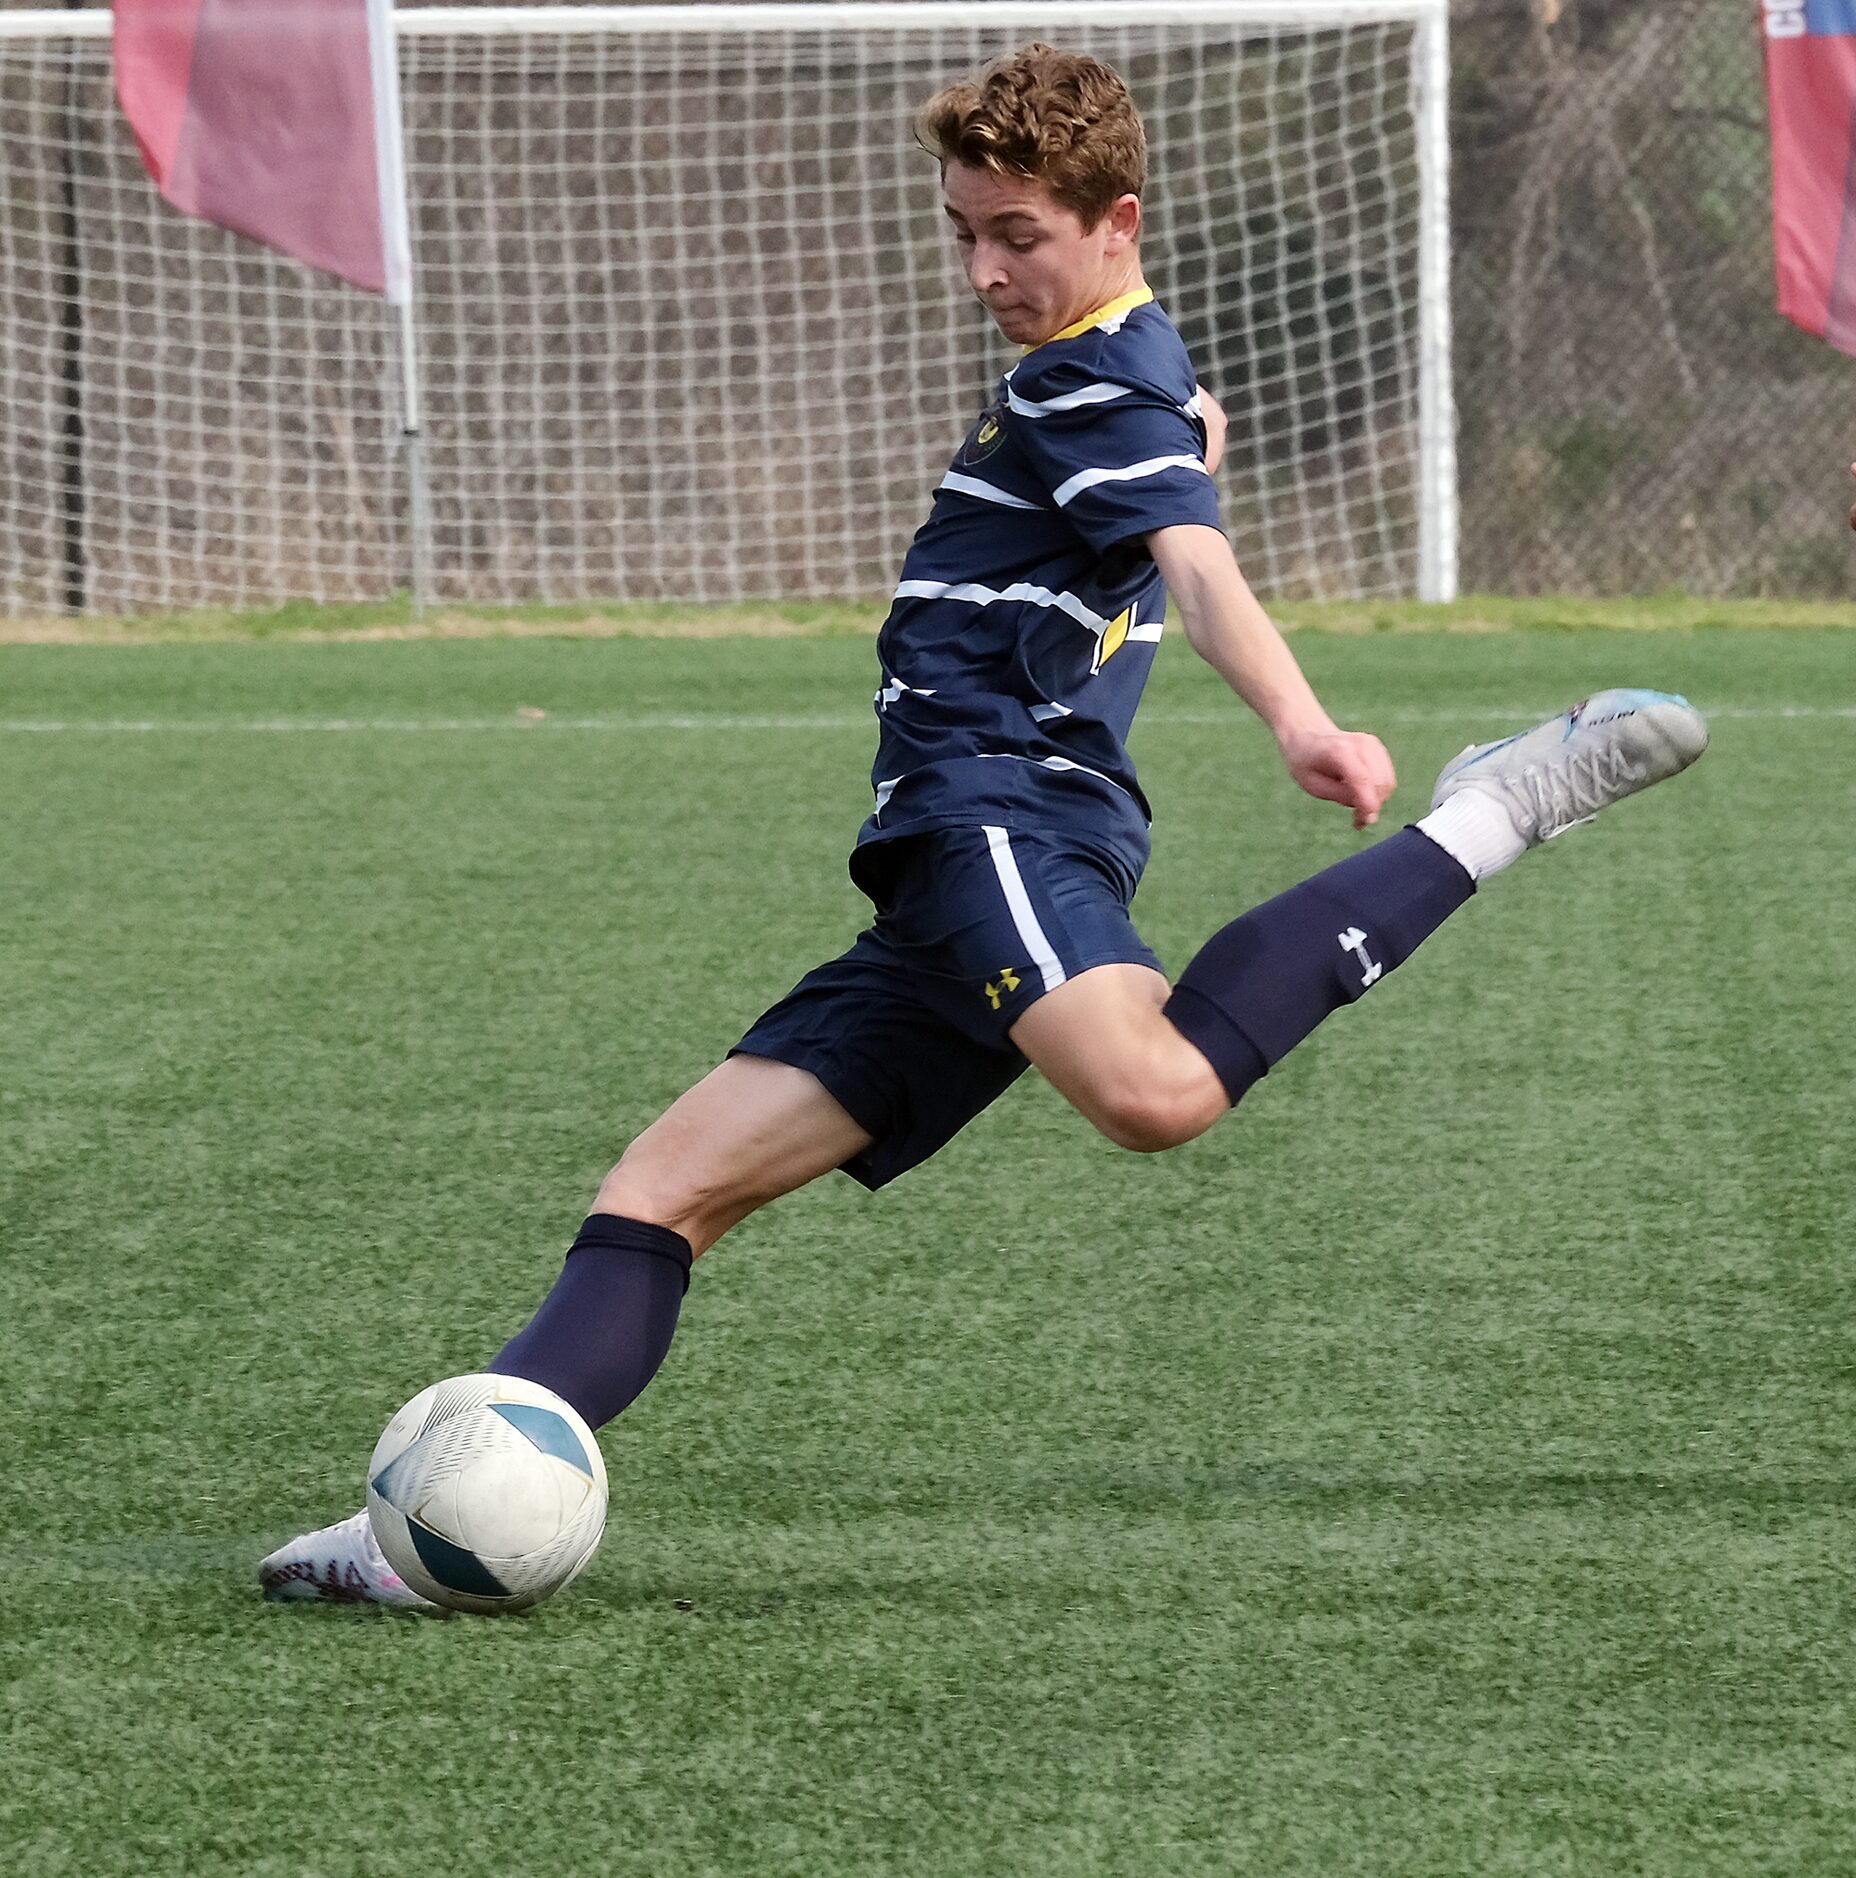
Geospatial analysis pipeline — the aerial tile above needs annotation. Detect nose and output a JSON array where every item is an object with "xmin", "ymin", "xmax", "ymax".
[{"xmin": 967, "ymin": 240, "xmax": 1010, "ymax": 296}]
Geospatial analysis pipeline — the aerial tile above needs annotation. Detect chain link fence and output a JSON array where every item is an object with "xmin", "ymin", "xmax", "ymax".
[
  {"xmin": 1451, "ymin": 0, "xmax": 1851, "ymax": 596},
  {"xmin": 3, "ymin": 0, "xmax": 1848, "ymax": 601}
]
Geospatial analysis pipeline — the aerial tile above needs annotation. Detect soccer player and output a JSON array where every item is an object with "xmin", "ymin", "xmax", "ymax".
[{"xmin": 262, "ymin": 45, "xmax": 1706, "ymax": 1606}]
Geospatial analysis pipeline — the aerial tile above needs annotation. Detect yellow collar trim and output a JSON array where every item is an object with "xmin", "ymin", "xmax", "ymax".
[{"xmin": 1025, "ymin": 286, "xmax": 1154, "ymax": 352}]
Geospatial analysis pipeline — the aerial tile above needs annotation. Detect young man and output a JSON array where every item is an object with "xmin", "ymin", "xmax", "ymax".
[{"xmin": 263, "ymin": 45, "xmax": 1706, "ymax": 1606}]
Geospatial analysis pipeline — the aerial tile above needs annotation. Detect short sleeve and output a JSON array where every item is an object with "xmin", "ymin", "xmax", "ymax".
[{"xmin": 1003, "ymin": 360, "xmax": 1223, "ymax": 553}]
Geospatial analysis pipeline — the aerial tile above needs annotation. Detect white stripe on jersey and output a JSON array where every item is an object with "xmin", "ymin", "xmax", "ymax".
[
  {"xmin": 936, "ymin": 471, "xmax": 1046, "ymax": 510},
  {"xmin": 1126, "ymin": 622, "xmax": 1165, "ymax": 644},
  {"xmin": 1029, "ymin": 701, "xmax": 1074, "ymax": 722},
  {"xmin": 978, "ymin": 751, "xmax": 1134, "ymax": 797},
  {"xmin": 1004, "ymin": 381, "xmax": 1132, "ymax": 419},
  {"xmin": 981, "ymin": 826, "xmax": 1067, "ymax": 993},
  {"xmin": 876, "ymin": 670, "xmax": 937, "ymax": 711},
  {"xmin": 1050, "ymin": 454, "xmax": 1210, "ymax": 509},
  {"xmin": 892, "ymin": 578, "xmax": 1110, "ymax": 635}
]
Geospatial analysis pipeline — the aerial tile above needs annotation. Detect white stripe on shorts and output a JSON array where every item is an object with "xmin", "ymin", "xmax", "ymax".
[{"xmin": 981, "ymin": 825, "xmax": 1067, "ymax": 994}]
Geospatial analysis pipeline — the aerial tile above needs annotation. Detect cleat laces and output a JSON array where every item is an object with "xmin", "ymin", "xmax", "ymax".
[{"xmin": 1503, "ymin": 740, "xmax": 1644, "ymax": 838}]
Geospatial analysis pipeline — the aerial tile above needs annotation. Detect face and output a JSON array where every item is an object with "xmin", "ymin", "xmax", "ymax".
[{"xmin": 940, "ymin": 160, "xmax": 1142, "ymax": 348}]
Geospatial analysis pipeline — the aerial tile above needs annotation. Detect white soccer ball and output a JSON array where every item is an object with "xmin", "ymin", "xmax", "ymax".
[{"xmin": 365, "ymin": 1373, "xmax": 608, "ymax": 1615}]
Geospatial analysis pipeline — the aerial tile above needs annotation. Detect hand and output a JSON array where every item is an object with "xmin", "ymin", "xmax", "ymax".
[
  {"xmin": 1278, "ymin": 724, "xmax": 1398, "ymax": 830},
  {"xmin": 1196, "ymin": 384, "xmax": 1227, "ymax": 476}
]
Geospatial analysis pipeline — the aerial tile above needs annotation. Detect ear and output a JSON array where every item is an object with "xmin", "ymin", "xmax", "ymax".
[{"xmin": 1102, "ymin": 192, "xmax": 1142, "ymax": 254}]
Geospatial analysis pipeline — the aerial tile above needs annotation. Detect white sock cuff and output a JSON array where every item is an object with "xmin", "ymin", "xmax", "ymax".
[{"xmin": 1417, "ymin": 791, "xmax": 1527, "ymax": 882}]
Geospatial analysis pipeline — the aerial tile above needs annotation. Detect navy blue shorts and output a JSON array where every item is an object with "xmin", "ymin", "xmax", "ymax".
[{"xmin": 733, "ymin": 825, "xmax": 1163, "ymax": 1189}]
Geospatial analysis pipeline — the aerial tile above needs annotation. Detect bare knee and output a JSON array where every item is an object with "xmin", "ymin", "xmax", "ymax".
[
  {"xmin": 1011, "ymin": 965, "xmax": 1233, "ymax": 1157},
  {"xmin": 1089, "ymin": 1076, "xmax": 1227, "ymax": 1154}
]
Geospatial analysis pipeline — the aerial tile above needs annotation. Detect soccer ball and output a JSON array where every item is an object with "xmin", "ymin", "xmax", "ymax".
[{"xmin": 365, "ymin": 1373, "xmax": 608, "ymax": 1615}]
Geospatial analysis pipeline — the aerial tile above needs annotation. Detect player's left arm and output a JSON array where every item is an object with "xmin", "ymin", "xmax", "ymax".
[
  {"xmin": 1148, "ymin": 522, "xmax": 1396, "ymax": 830},
  {"xmin": 1195, "ymin": 385, "xmax": 1227, "ymax": 477}
]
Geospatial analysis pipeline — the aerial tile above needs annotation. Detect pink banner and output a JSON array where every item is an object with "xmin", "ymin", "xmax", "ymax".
[
  {"xmin": 114, "ymin": 0, "xmax": 400, "ymax": 299},
  {"xmin": 1765, "ymin": 1, "xmax": 1856, "ymax": 355}
]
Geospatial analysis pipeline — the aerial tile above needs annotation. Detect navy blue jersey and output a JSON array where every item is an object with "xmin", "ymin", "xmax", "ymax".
[{"xmin": 854, "ymin": 288, "xmax": 1222, "ymax": 888}]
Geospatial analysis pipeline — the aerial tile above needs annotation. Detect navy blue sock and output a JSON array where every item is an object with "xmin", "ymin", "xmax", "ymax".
[
  {"xmin": 1163, "ymin": 827, "xmax": 1474, "ymax": 1103},
  {"xmin": 488, "ymin": 1213, "xmax": 692, "ymax": 1431}
]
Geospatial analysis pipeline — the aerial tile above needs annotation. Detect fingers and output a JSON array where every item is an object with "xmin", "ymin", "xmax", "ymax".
[
  {"xmin": 1297, "ymin": 768, "xmax": 1356, "ymax": 807},
  {"xmin": 1336, "ymin": 735, "xmax": 1397, "ymax": 830},
  {"xmin": 1293, "ymin": 733, "xmax": 1398, "ymax": 829}
]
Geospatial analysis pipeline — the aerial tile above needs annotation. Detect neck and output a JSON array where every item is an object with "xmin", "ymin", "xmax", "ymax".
[
  {"xmin": 1034, "ymin": 274, "xmax": 1151, "ymax": 350},
  {"xmin": 1077, "ymin": 265, "xmax": 1145, "ymax": 326}
]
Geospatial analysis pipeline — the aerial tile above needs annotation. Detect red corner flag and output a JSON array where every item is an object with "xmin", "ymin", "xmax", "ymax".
[
  {"xmin": 114, "ymin": 0, "xmax": 412, "ymax": 303},
  {"xmin": 1765, "ymin": 2, "xmax": 1856, "ymax": 355}
]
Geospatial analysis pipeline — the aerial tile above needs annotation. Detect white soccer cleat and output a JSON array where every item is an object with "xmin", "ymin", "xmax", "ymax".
[
  {"xmin": 259, "ymin": 1509, "xmax": 439, "ymax": 1611},
  {"xmin": 1431, "ymin": 687, "xmax": 1708, "ymax": 848}
]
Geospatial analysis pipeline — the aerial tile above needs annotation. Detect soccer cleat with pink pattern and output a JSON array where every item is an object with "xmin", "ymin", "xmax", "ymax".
[{"xmin": 259, "ymin": 1509, "xmax": 438, "ymax": 1610}]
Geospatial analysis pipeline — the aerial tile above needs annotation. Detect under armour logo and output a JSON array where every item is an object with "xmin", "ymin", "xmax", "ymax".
[
  {"xmin": 1338, "ymin": 926, "xmax": 1383, "ymax": 988},
  {"xmin": 984, "ymin": 967, "xmax": 1022, "ymax": 1009}
]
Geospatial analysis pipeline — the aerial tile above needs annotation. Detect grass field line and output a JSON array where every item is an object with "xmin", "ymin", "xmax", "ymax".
[{"xmin": 1, "ymin": 703, "xmax": 1851, "ymax": 735}]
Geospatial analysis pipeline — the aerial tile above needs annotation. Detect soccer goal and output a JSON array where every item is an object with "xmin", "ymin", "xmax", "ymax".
[{"xmin": 0, "ymin": 1, "xmax": 1454, "ymax": 616}]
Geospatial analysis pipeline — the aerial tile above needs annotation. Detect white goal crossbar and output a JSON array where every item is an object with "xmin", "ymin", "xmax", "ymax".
[
  {"xmin": 1, "ymin": 1, "xmax": 1456, "ymax": 612},
  {"xmin": 2, "ymin": 5, "xmax": 1450, "ymax": 38}
]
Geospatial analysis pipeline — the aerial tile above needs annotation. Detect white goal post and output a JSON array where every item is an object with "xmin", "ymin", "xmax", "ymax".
[{"xmin": 0, "ymin": 0, "xmax": 1455, "ymax": 615}]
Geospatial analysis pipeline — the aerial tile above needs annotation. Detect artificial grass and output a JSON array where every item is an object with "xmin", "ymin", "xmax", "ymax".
[{"xmin": 3, "ymin": 625, "xmax": 1854, "ymax": 1875}]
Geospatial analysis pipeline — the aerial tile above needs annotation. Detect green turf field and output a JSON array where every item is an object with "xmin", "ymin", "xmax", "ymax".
[{"xmin": 5, "ymin": 622, "xmax": 1855, "ymax": 1875}]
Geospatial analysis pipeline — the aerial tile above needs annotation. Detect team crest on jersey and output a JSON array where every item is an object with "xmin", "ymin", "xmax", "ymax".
[{"xmin": 962, "ymin": 404, "xmax": 1006, "ymax": 465}]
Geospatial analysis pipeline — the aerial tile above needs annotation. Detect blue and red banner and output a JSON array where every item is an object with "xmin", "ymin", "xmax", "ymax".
[
  {"xmin": 1765, "ymin": 1, "xmax": 1856, "ymax": 353},
  {"xmin": 113, "ymin": 0, "xmax": 410, "ymax": 302}
]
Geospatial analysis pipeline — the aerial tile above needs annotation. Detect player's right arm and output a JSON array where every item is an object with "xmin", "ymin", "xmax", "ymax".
[
  {"xmin": 1005, "ymin": 346, "xmax": 1385, "ymax": 821},
  {"xmin": 1148, "ymin": 522, "xmax": 1395, "ymax": 830}
]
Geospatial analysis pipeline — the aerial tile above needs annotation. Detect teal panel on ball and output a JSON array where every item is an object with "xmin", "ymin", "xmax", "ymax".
[
  {"xmin": 408, "ymin": 1521, "xmax": 510, "ymax": 1599},
  {"xmin": 489, "ymin": 1401, "xmax": 593, "ymax": 1476},
  {"xmin": 369, "ymin": 1447, "xmax": 425, "ymax": 1507}
]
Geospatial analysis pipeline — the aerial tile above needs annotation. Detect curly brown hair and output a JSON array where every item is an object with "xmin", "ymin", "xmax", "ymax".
[{"xmin": 914, "ymin": 43, "xmax": 1147, "ymax": 229}]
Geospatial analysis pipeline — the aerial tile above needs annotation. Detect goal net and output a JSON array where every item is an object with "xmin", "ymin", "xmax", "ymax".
[{"xmin": 0, "ymin": 1, "xmax": 1454, "ymax": 616}]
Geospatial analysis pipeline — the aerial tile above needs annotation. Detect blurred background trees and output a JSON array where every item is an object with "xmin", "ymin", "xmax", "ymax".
[{"xmin": 1451, "ymin": 0, "xmax": 1849, "ymax": 594}]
